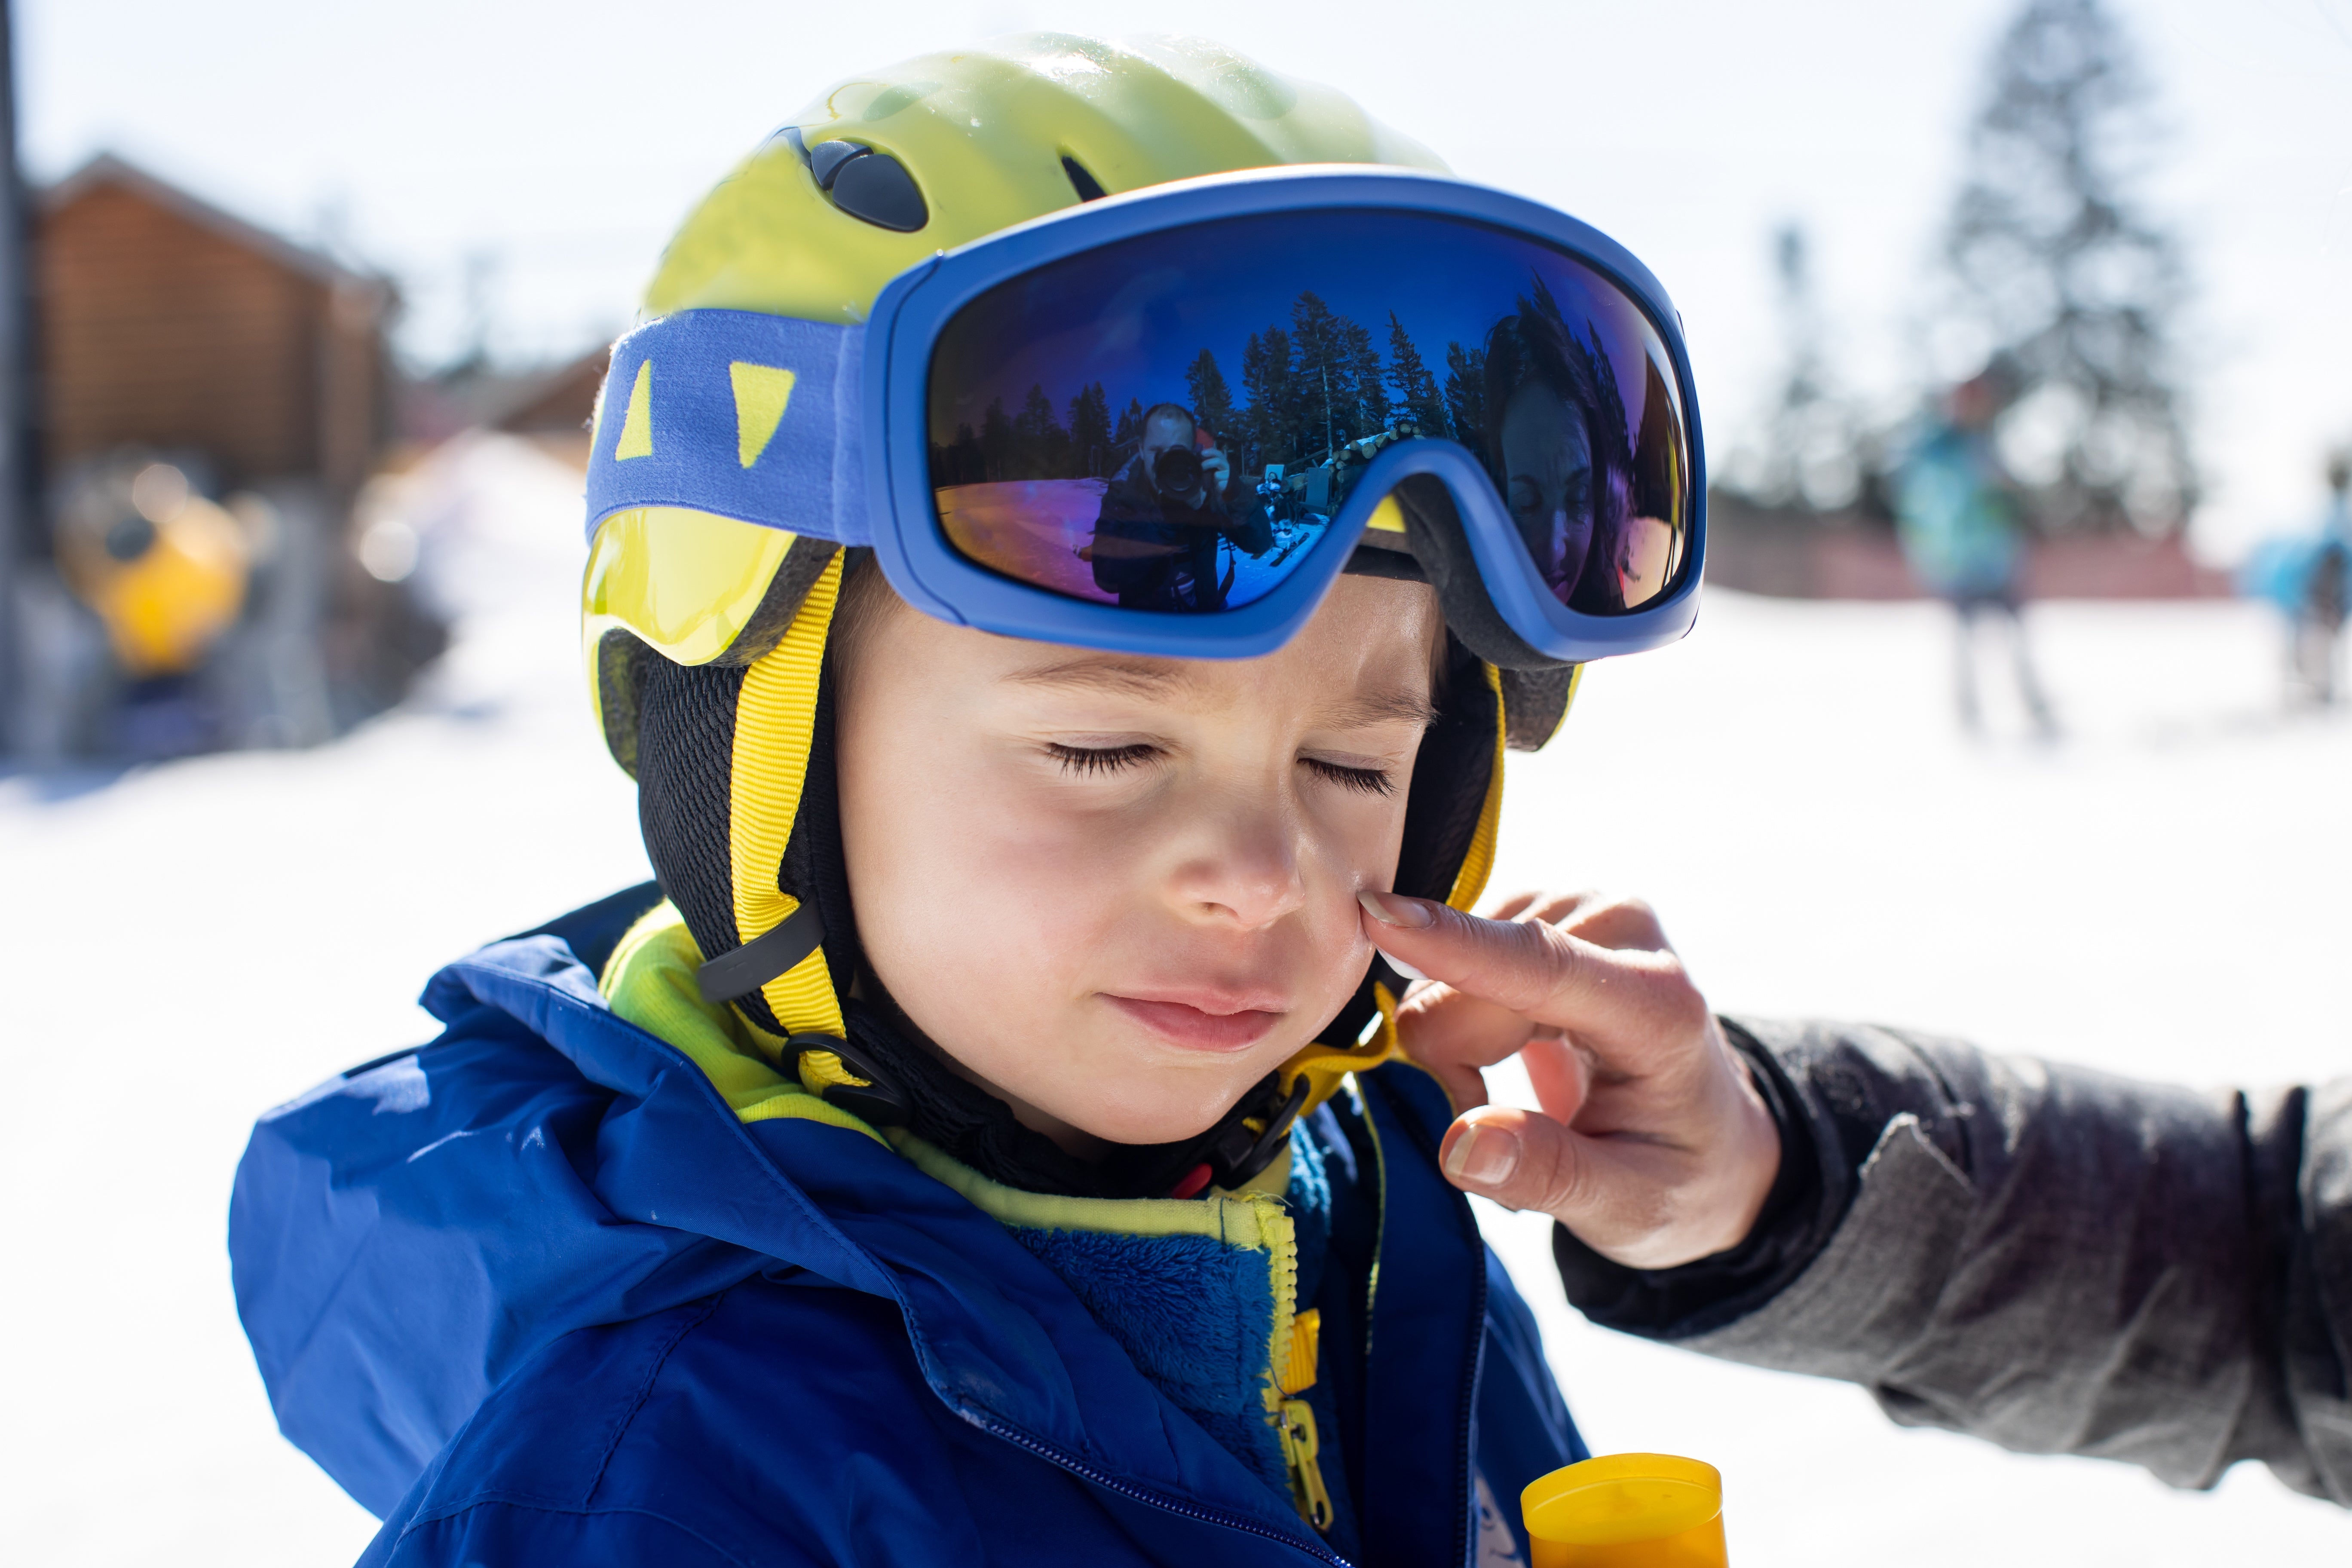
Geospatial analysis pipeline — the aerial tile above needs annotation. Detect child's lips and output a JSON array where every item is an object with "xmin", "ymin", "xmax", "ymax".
[{"xmin": 1102, "ymin": 992, "xmax": 1286, "ymax": 1052}]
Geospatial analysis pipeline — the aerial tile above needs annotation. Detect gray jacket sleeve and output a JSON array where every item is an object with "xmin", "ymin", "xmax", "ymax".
[{"xmin": 1554, "ymin": 1018, "xmax": 2352, "ymax": 1504}]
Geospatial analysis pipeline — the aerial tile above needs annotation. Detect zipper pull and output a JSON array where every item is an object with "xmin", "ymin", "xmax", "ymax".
[{"xmin": 1276, "ymin": 1398, "xmax": 1335, "ymax": 1533}]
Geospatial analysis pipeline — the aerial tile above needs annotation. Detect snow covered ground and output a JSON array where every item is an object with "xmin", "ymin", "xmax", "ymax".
[{"xmin": 4, "ymin": 436, "xmax": 2346, "ymax": 1564}]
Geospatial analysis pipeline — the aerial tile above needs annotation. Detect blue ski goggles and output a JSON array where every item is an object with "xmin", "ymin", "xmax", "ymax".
[{"xmin": 584, "ymin": 166, "xmax": 1704, "ymax": 667}]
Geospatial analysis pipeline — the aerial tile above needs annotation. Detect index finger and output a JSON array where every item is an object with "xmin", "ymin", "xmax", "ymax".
[{"xmin": 1358, "ymin": 889, "xmax": 1700, "ymax": 1042}]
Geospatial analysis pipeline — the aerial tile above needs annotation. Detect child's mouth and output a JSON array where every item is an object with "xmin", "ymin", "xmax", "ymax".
[{"xmin": 1102, "ymin": 993, "xmax": 1285, "ymax": 1052}]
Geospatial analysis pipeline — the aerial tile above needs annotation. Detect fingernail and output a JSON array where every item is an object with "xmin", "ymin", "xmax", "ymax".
[
  {"xmin": 1443, "ymin": 1121, "xmax": 1520, "ymax": 1186},
  {"xmin": 1358, "ymin": 889, "xmax": 1435, "ymax": 928},
  {"xmin": 1377, "ymin": 948, "xmax": 1430, "ymax": 983}
]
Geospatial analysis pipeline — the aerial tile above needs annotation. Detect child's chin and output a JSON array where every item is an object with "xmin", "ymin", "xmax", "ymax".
[{"xmin": 1065, "ymin": 1072, "xmax": 1267, "ymax": 1151}]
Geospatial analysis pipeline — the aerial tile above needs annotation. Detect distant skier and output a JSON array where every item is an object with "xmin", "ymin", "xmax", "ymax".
[
  {"xmin": 1895, "ymin": 366, "xmax": 2056, "ymax": 735},
  {"xmin": 2240, "ymin": 450, "xmax": 2350, "ymax": 706}
]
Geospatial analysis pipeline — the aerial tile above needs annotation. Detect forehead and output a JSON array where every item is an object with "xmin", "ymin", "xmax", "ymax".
[{"xmin": 995, "ymin": 575, "xmax": 1442, "ymax": 720}]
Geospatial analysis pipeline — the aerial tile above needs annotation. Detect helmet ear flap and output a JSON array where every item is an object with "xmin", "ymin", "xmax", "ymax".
[{"xmin": 595, "ymin": 629, "xmax": 655, "ymax": 778}]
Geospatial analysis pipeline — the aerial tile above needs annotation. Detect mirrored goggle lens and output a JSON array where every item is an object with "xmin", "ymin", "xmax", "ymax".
[{"xmin": 926, "ymin": 207, "xmax": 1691, "ymax": 619}]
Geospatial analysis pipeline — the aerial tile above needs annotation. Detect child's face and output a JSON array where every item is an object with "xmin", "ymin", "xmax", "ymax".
[{"xmin": 836, "ymin": 573, "xmax": 1440, "ymax": 1153}]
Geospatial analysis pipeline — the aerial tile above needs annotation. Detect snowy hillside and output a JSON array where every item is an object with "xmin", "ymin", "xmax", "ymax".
[{"xmin": 5, "ymin": 436, "xmax": 2346, "ymax": 1565}]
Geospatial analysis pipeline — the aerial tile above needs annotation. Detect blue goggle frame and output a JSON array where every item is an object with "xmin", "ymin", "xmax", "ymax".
[{"xmin": 585, "ymin": 165, "xmax": 1707, "ymax": 665}]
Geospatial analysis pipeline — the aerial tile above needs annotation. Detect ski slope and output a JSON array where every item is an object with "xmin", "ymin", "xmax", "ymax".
[{"xmin": 4, "ymin": 435, "xmax": 2346, "ymax": 1565}]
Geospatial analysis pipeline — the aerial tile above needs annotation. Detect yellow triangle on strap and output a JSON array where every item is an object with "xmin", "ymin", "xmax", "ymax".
[
  {"xmin": 729, "ymin": 362, "xmax": 797, "ymax": 468},
  {"xmin": 614, "ymin": 360, "xmax": 655, "ymax": 460}
]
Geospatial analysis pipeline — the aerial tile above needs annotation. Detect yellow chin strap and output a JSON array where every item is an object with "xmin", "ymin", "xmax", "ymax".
[{"xmin": 723, "ymin": 551, "xmax": 853, "ymax": 1073}]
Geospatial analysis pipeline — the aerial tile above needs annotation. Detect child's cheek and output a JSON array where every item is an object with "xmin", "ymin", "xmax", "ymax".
[{"xmin": 904, "ymin": 760, "xmax": 1148, "ymax": 997}]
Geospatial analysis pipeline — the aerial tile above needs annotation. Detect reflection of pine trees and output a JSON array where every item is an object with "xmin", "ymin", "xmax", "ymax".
[
  {"xmin": 981, "ymin": 397, "xmax": 1013, "ymax": 480},
  {"xmin": 1387, "ymin": 313, "xmax": 1447, "ymax": 435},
  {"xmin": 1240, "ymin": 328, "xmax": 1292, "ymax": 472},
  {"xmin": 1220, "ymin": 295, "xmax": 1483, "ymax": 473},
  {"xmin": 1287, "ymin": 292, "xmax": 1353, "ymax": 465},
  {"xmin": 937, "ymin": 295, "xmax": 1509, "ymax": 487},
  {"xmin": 1344, "ymin": 317, "xmax": 1387, "ymax": 439},
  {"xmin": 1066, "ymin": 383, "xmax": 1112, "ymax": 478},
  {"xmin": 934, "ymin": 422, "xmax": 985, "ymax": 484},
  {"xmin": 1185, "ymin": 351, "xmax": 1236, "ymax": 447},
  {"xmin": 1113, "ymin": 397, "xmax": 1145, "ymax": 465},
  {"xmin": 1012, "ymin": 384, "xmax": 1068, "ymax": 479},
  {"xmin": 1443, "ymin": 343, "xmax": 1488, "ymax": 456}
]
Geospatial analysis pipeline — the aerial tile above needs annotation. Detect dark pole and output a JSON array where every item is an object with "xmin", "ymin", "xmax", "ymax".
[{"xmin": 0, "ymin": 0, "xmax": 25, "ymax": 758}]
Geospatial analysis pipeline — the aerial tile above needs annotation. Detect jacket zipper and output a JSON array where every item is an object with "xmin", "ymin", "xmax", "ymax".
[
  {"xmin": 968, "ymin": 1412, "xmax": 1354, "ymax": 1567},
  {"xmin": 1361, "ymin": 1066, "xmax": 1486, "ymax": 1568},
  {"xmin": 1452, "ymin": 1243, "xmax": 1488, "ymax": 1567}
]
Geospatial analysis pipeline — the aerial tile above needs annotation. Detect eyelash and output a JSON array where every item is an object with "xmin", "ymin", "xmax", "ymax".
[
  {"xmin": 1305, "ymin": 757, "xmax": 1398, "ymax": 796},
  {"xmin": 1046, "ymin": 744, "xmax": 1395, "ymax": 797},
  {"xmin": 1046, "ymin": 741, "xmax": 1159, "ymax": 777}
]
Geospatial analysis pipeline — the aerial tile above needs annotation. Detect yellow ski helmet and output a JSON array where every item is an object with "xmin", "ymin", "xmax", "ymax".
[{"xmin": 588, "ymin": 34, "xmax": 1576, "ymax": 1109}]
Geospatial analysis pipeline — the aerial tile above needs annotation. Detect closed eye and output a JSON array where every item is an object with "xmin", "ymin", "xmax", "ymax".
[
  {"xmin": 1046, "ymin": 741, "xmax": 1161, "ymax": 777},
  {"xmin": 1303, "ymin": 756, "xmax": 1397, "ymax": 797}
]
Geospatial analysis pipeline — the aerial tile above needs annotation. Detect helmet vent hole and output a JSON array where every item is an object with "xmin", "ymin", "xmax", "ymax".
[
  {"xmin": 808, "ymin": 139, "xmax": 866, "ymax": 189},
  {"xmin": 825, "ymin": 148, "xmax": 928, "ymax": 232},
  {"xmin": 1061, "ymin": 156, "xmax": 1108, "ymax": 203}
]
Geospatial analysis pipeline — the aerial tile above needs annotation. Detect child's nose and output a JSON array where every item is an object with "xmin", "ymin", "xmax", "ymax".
[{"xmin": 1166, "ymin": 805, "xmax": 1309, "ymax": 930}]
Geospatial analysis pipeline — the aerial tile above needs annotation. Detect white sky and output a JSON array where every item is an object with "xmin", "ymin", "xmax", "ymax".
[{"xmin": 21, "ymin": 0, "xmax": 2352, "ymax": 556}]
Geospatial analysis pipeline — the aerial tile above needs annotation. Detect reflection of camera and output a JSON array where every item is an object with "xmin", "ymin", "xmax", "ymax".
[{"xmin": 1152, "ymin": 445, "xmax": 1204, "ymax": 496}]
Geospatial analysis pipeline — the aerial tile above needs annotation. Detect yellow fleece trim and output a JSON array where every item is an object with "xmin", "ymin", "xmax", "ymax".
[
  {"xmin": 600, "ymin": 900, "xmax": 885, "ymax": 1144},
  {"xmin": 729, "ymin": 551, "xmax": 847, "ymax": 1042},
  {"xmin": 1445, "ymin": 662, "xmax": 1507, "ymax": 911},
  {"xmin": 888, "ymin": 1128, "xmax": 1292, "ymax": 1246}
]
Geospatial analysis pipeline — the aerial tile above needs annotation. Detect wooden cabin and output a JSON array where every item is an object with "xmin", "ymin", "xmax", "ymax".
[
  {"xmin": 37, "ymin": 153, "xmax": 395, "ymax": 496},
  {"xmin": 23, "ymin": 155, "xmax": 434, "ymax": 755}
]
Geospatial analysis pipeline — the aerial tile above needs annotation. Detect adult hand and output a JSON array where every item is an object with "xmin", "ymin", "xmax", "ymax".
[
  {"xmin": 1356, "ymin": 888, "xmax": 1782, "ymax": 1270},
  {"xmin": 1199, "ymin": 445, "xmax": 1230, "ymax": 502}
]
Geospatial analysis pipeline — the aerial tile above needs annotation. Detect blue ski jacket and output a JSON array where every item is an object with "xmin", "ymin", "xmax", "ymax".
[{"xmin": 230, "ymin": 886, "xmax": 1585, "ymax": 1567}]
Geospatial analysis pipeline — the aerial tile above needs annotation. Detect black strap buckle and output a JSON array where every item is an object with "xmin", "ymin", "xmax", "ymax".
[
  {"xmin": 788, "ymin": 1032, "xmax": 911, "ymax": 1127},
  {"xmin": 1155, "ymin": 1071, "xmax": 1312, "ymax": 1199}
]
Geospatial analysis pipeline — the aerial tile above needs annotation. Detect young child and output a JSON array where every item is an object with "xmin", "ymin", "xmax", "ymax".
[{"xmin": 231, "ymin": 34, "xmax": 1714, "ymax": 1568}]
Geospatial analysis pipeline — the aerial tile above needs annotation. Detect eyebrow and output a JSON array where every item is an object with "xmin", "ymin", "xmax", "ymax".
[
  {"xmin": 1003, "ymin": 657, "xmax": 1200, "ymax": 701},
  {"xmin": 1322, "ymin": 689, "xmax": 1442, "ymax": 732},
  {"xmin": 1007, "ymin": 656, "xmax": 1437, "ymax": 731}
]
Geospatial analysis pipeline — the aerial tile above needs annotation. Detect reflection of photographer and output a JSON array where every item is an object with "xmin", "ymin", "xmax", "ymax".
[
  {"xmin": 1089, "ymin": 403, "xmax": 1271, "ymax": 612},
  {"xmin": 1142, "ymin": 406, "xmax": 1228, "ymax": 509}
]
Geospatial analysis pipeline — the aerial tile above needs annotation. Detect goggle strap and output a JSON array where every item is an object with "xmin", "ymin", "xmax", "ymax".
[{"xmin": 587, "ymin": 311, "xmax": 867, "ymax": 546}]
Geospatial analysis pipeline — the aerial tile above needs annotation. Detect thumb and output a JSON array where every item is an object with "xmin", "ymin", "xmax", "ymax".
[{"xmin": 1436, "ymin": 1105, "xmax": 1661, "ymax": 1251}]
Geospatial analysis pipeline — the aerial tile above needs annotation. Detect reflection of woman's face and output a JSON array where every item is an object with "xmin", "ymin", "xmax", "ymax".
[{"xmin": 1499, "ymin": 382, "xmax": 1596, "ymax": 597}]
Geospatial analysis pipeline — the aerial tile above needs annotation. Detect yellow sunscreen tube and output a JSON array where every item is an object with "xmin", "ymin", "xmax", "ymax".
[{"xmin": 1521, "ymin": 1453, "xmax": 1727, "ymax": 1567}]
